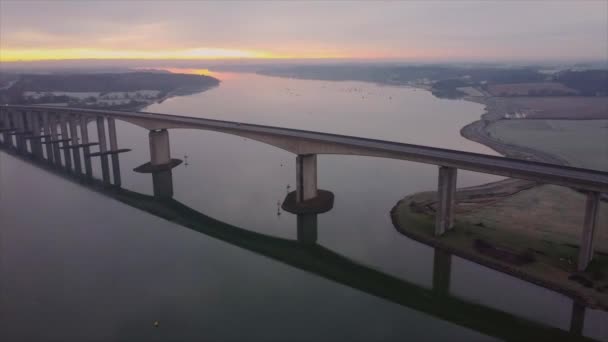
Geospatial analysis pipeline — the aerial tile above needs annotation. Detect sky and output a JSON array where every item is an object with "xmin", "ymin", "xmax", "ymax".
[{"xmin": 1, "ymin": 0, "xmax": 607, "ymax": 63}]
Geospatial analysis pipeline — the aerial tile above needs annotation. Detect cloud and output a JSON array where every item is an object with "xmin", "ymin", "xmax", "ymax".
[{"xmin": 1, "ymin": 0, "xmax": 606, "ymax": 61}]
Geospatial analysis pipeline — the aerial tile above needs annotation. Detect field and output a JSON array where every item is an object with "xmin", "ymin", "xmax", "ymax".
[
  {"xmin": 489, "ymin": 97, "xmax": 608, "ymax": 119},
  {"xmin": 487, "ymin": 82, "xmax": 578, "ymax": 96},
  {"xmin": 486, "ymin": 119, "xmax": 608, "ymax": 171},
  {"xmin": 392, "ymin": 185, "xmax": 608, "ymax": 309}
]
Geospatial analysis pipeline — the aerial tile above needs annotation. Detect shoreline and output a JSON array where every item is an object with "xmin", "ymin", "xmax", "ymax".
[
  {"xmin": 459, "ymin": 97, "xmax": 571, "ymax": 165},
  {"xmin": 134, "ymin": 83, "xmax": 220, "ymax": 112},
  {"xmin": 390, "ymin": 94, "xmax": 608, "ymax": 310}
]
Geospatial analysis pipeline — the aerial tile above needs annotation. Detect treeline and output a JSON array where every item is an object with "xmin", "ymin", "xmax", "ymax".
[
  {"xmin": 16, "ymin": 72, "xmax": 219, "ymax": 92},
  {"xmin": 554, "ymin": 70, "xmax": 608, "ymax": 96},
  {"xmin": 258, "ymin": 64, "xmax": 608, "ymax": 99},
  {"xmin": 258, "ymin": 65, "xmax": 546, "ymax": 85}
]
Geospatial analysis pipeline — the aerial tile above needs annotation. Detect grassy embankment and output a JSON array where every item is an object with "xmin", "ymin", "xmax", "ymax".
[{"xmin": 392, "ymin": 97, "xmax": 608, "ymax": 309}]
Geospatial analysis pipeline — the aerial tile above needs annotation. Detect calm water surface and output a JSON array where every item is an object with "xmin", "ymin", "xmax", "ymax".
[{"xmin": 1, "ymin": 72, "xmax": 606, "ymax": 341}]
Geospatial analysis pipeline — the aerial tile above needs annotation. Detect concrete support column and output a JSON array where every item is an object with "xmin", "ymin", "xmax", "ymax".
[
  {"xmin": 16, "ymin": 111, "xmax": 27, "ymax": 154},
  {"xmin": 578, "ymin": 191, "xmax": 600, "ymax": 271},
  {"xmin": 297, "ymin": 214, "xmax": 318, "ymax": 244},
  {"xmin": 49, "ymin": 114, "xmax": 62, "ymax": 166},
  {"xmin": 42, "ymin": 112, "xmax": 54, "ymax": 163},
  {"xmin": 59, "ymin": 116, "xmax": 72, "ymax": 170},
  {"xmin": 282, "ymin": 154, "xmax": 332, "ymax": 215},
  {"xmin": 150, "ymin": 129, "xmax": 173, "ymax": 198},
  {"xmin": 296, "ymin": 154, "xmax": 318, "ymax": 203},
  {"xmin": 80, "ymin": 116, "xmax": 93, "ymax": 179},
  {"xmin": 96, "ymin": 116, "xmax": 111, "ymax": 184},
  {"xmin": 133, "ymin": 129, "xmax": 178, "ymax": 198},
  {"xmin": 107, "ymin": 118, "xmax": 121, "ymax": 186},
  {"xmin": 432, "ymin": 249, "xmax": 452, "ymax": 296},
  {"xmin": 31, "ymin": 112, "xmax": 44, "ymax": 158},
  {"xmin": 23, "ymin": 111, "xmax": 32, "ymax": 154},
  {"xmin": 435, "ymin": 166, "xmax": 458, "ymax": 236},
  {"xmin": 68, "ymin": 116, "xmax": 82, "ymax": 174},
  {"xmin": 149, "ymin": 129, "xmax": 171, "ymax": 165}
]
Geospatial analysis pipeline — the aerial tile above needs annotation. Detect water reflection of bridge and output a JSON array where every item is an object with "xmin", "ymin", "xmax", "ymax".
[{"xmin": 0, "ymin": 106, "xmax": 599, "ymax": 341}]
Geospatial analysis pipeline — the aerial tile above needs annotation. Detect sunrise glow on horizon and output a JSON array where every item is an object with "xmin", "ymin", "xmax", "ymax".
[
  {"xmin": 1, "ymin": 1, "xmax": 606, "ymax": 63},
  {"xmin": 0, "ymin": 47, "xmax": 354, "ymax": 62}
]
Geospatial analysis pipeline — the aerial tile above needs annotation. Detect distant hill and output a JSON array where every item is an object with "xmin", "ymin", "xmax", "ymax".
[
  {"xmin": 0, "ymin": 72, "xmax": 220, "ymax": 110},
  {"xmin": 554, "ymin": 70, "xmax": 608, "ymax": 96}
]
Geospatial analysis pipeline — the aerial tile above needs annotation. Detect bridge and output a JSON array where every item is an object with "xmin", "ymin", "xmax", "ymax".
[
  {"xmin": 0, "ymin": 136, "xmax": 596, "ymax": 342},
  {"xmin": 0, "ymin": 105, "xmax": 606, "ymax": 271}
]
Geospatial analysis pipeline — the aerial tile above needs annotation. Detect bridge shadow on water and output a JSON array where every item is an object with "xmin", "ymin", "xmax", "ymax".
[{"xmin": 0, "ymin": 139, "xmax": 595, "ymax": 341}]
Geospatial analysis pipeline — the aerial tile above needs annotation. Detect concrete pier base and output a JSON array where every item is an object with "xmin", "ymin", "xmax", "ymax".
[
  {"xmin": 577, "ymin": 191, "xmax": 600, "ymax": 271},
  {"xmin": 134, "ymin": 129, "xmax": 181, "ymax": 199},
  {"xmin": 16, "ymin": 111, "xmax": 27, "ymax": 154},
  {"xmin": 282, "ymin": 154, "xmax": 334, "ymax": 214},
  {"xmin": 134, "ymin": 129, "xmax": 182, "ymax": 173},
  {"xmin": 435, "ymin": 166, "xmax": 457, "ymax": 236},
  {"xmin": 282, "ymin": 190, "xmax": 334, "ymax": 214}
]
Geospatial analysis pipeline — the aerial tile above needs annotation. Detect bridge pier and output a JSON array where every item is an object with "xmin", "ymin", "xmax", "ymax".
[
  {"xmin": 432, "ymin": 249, "xmax": 452, "ymax": 296},
  {"xmin": 49, "ymin": 113, "xmax": 63, "ymax": 167},
  {"xmin": 134, "ymin": 129, "xmax": 182, "ymax": 198},
  {"xmin": 107, "ymin": 118, "xmax": 122, "ymax": 186},
  {"xmin": 578, "ymin": 191, "xmax": 600, "ymax": 271},
  {"xmin": 59, "ymin": 116, "xmax": 73, "ymax": 170},
  {"xmin": 80, "ymin": 116, "xmax": 93, "ymax": 179},
  {"xmin": 297, "ymin": 154, "xmax": 318, "ymax": 202},
  {"xmin": 96, "ymin": 116, "xmax": 111, "ymax": 184},
  {"xmin": 68, "ymin": 115, "xmax": 82, "ymax": 174},
  {"xmin": 16, "ymin": 110, "xmax": 28, "ymax": 154},
  {"xmin": 0, "ymin": 110, "xmax": 12, "ymax": 147},
  {"xmin": 282, "ymin": 154, "xmax": 334, "ymax": 214},
  {"xmin": 297, "ymin": 214, "xmax": 318, "ymax": 245},
  {"xmin": 435, "ymin": 166, "xmax": 457, "ymax": 236},
  {"xmin": 32, "ymin": 111, "xmax": 44, "ymax": 159},
  {"xmin": 41, "ymin": 112, "xmax": 54, "ymax": 163},
  {"xmin": 27, "ymin": 111, "xmax": 39, "ymax": 155}
]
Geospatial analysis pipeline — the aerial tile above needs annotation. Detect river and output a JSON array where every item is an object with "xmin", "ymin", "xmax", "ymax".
[{"xmin": 1, "ymin": 72, "xmax": 606, "ymax": 341}]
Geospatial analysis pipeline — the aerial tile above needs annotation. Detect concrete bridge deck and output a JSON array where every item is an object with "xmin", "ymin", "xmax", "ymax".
[{"xmin": 4, "ymin": 105, "xmax": 606, "ymax": 192}]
